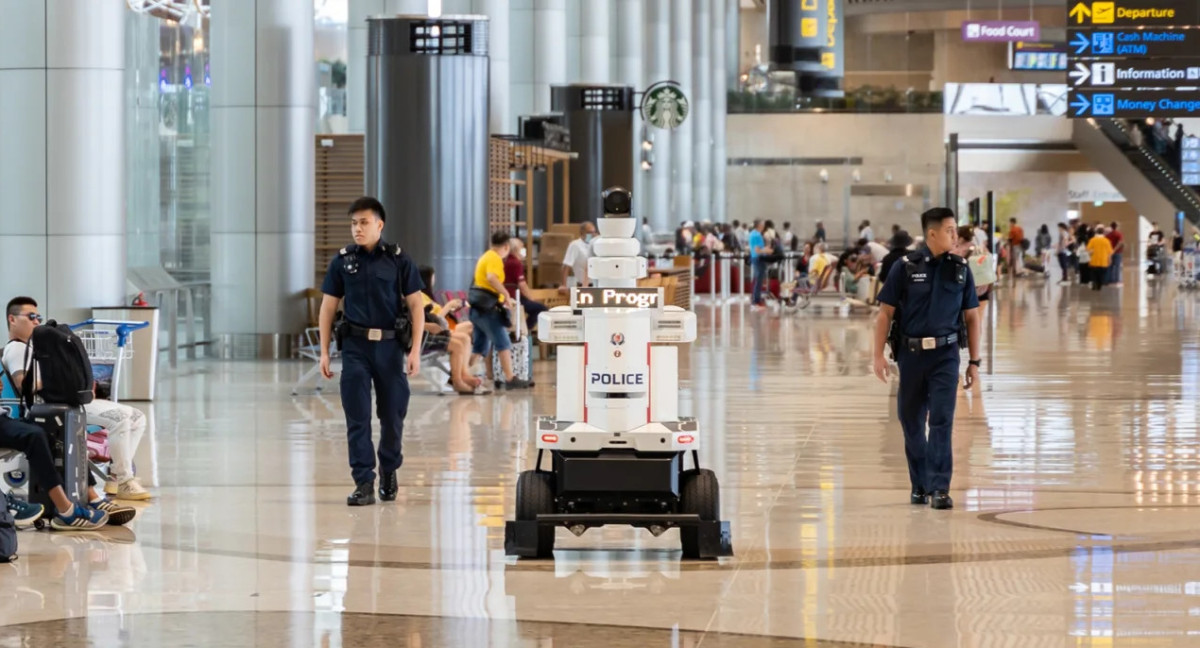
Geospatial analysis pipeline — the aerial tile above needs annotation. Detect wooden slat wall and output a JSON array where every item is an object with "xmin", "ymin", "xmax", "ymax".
[{"xmin": 314, "ymin": 134, "xmax": 365, "ymax": 286}]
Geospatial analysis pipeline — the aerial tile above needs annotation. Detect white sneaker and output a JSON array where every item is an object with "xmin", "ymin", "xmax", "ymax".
[{"xmin": 105, "ymin": 478, "xmax": 152, "ymax": 501}]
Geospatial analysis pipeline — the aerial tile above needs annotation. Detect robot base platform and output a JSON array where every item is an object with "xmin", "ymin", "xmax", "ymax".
[
  {"xmin": 504, "ymin": 452, "xmax": 734, "ymax": 561},
  {"xmin": 505, "ymin": 516, "xmax": 732, "ymax": 560}
]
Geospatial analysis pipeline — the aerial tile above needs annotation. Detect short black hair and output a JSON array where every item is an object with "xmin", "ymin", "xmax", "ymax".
[
  {"xmin": 920, "ymin": 207, "xmax": 957, "ymax": 233},
  {"xmin": 348, "ymin": 197, "xmax": 386, "ymax": 223},
  {"xmin": 6, "ymin": 296, "xmax": 37, "ymax": 329},
  {"xmin": 491, "ymin": 231, "xmax": 511, "ymax": 247}
]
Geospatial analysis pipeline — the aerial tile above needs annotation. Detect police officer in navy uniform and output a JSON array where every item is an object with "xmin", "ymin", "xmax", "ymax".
[
  {"xmin": 319, "ymin": 197, "xmax": 426, "ymax": 506},
  {"xmin": 872, "ymin": 207, "xmax": 981, "ymax": 510}
]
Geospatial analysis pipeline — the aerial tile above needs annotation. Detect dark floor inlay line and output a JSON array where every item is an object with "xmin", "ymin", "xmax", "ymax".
[{"xmin": 0, "ymin": 611, "xmax": 914, "ymax": 648}]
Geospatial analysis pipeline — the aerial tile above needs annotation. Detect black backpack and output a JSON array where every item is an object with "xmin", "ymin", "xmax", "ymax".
[
  {"xmin": 0, "ymin": 506, "xmax": 16, "ymax": 563},
  {"xmin": 21, "ymin": 320, "xmax": 93, "ymax": 408}
]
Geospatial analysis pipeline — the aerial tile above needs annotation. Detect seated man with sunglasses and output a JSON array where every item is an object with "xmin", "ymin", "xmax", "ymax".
[{"xmin": 1, "ymin": 297, "xmax": 142, "ymax": 526}]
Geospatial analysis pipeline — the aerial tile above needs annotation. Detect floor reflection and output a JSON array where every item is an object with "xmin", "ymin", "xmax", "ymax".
[{"xmin": 2, "ymin": 276, "xmax": 1200, "ymax": 646}]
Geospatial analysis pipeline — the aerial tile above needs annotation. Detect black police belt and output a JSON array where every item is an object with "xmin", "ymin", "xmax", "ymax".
[
  {"xmin": 899, "ymin": 333, "xmax": 958, "ymax": 352},
  {"xmin": 341, "ymin": 322, "xmax": 399, "ymax": 342}
]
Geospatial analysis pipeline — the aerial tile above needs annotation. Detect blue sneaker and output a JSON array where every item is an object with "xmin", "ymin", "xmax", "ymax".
[
  {"xmin": 50, "ymin": 503, "xmax": 108, "ymax": 532},
  {"xmin": 5, "ymin": 493, "xmax": 44, "ymax": 529}
]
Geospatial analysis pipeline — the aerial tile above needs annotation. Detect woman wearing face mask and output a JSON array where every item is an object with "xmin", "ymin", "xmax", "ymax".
[
  {"xmin": 418, "ymin": 266, "xmax": 487, "ymax": 394},
  {"xmin": 504, "ymin": 238, "xmax": 547, "ymax": 331}
]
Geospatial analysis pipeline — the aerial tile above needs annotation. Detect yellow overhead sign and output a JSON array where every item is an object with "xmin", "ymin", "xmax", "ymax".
[{"xmin": 1069, "ymin": 1, "xmax": 1193, "ymax": 26}]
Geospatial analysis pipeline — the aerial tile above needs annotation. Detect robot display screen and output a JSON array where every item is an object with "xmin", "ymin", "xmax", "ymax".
[{"xmin": 572, "ymin": 287, "xmax": 662, "ymax": 310}]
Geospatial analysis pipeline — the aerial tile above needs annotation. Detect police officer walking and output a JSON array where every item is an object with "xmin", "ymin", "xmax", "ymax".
[
  {"xmin": 319, "ymin": 197, "xmax": 426, "ymax": 506},
  {"xmin": 872, "ymin": 207, "xmax": 981, "ymax": 510}
]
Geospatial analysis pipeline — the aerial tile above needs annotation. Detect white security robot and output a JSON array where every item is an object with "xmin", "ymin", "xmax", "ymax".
[{"xmin": 504, "ymin": 187, "xmax": 732, "ymax": 560}]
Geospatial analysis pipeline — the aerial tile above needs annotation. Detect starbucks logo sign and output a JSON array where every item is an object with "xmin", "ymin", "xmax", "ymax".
[{"xmin": 641, "ymin": 81, "xmax": 689, "ymax": 131}]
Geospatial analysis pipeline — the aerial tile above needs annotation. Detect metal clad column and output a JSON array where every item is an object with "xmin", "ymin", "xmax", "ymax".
[
  {"xmin": 712, "ymin": 0, "xmax": 729, "ymax": 223},
  {"xmin": 670, "ymin": 0, "xmax": 693, "ymax": 222},
  {"xmin": 0, "ymin": 0, "xmax": 126, "ymax": 322},
  {"xmin": 615, "ymin": 0, "xmax": 644, "ymax": 225},
  {"xmin": 367, "ymin": 16, "xmax": 489, "ymax": 293},
  {"xmin": 551, "ymin": 85, "xmax": 635, "ymax": 225},
  {"xmin": 474, "ymin": 0, "xmax": 512, "ymax": 133},
  {"xmin": 211, "ymin": 0, "xmax": 316, "ymax": 354},
  {"xmin": 533, "ymin": 0, "xmax": 566, "ymax": 113},
  {"xmin": 580, "ymin": 0, "xmax": 611, "ymax": 82},
  {"xmin": 350, "ymin": 1, "xmax": 427, "ymax": 134},
  {"xmin": 691, "ymin": 0, "xmax": 712, "ymax": 224},
  {"xmin": 643, "ymin": 0, "xmax": 671, "ymax": 234}
]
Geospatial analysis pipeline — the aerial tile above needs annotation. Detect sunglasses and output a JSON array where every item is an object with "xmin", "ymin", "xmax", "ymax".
[{"xmin": 22, "ymin": 313, "xmax": 42, "ymax": 323}]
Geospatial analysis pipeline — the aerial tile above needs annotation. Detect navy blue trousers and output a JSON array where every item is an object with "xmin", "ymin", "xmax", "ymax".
[
  {"xmin": 896, "ymin": 344, "xmax": 959, "ymax": 493},
  {"xmin": 340, "ymin": 336, "xmax": 410, "ymax": 485}
]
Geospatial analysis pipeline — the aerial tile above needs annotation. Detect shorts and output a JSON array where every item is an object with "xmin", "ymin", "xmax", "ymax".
[
  {"xmin": 469, "ymin": 306, "xmax": 512, "ymax": 356},
  {"xmin": 979, "ymin": 286, "xmax": 992, "ymax": 302}
]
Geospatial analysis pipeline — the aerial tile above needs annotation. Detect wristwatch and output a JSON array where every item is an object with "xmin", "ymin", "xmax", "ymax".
[{"xmin": 968, "ymin": 359, "xmax": 981, "ymax": 367}]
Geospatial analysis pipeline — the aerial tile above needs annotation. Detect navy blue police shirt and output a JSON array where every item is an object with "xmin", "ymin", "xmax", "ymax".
[
  {"xmin": 877, "ymin": 247, "xmax": 979, "ymax": 338},
  {"xmin": 321, "ymin": 241, "xmax": 425, "ymax": 330}
]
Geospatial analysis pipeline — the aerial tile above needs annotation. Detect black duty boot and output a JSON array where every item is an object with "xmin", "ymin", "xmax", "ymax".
[
  {"xmin": 379, "ymin": 471, "xmax": 398, "ymax": 502},
  {"xmin": 929, "ymin": 490, "xmax": 953, "ymax": 510},
  {"xmin": 910, "ymin": 489, "xmax": 929, "ymax": 505},
  {"xmin": 347, "ymin": 482, "xmax": 376, "ymax": 507}
]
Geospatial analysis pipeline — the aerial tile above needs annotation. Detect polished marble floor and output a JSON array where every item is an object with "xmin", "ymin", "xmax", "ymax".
[{"xmin": 3, "ymin": 273, "xmax": 1200, "ymax": 647}]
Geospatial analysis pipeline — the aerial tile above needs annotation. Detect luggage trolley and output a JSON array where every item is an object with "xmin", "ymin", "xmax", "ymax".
[{"xmin": 69, "ymin": 319, "xmax": 151, "ymax": 404}]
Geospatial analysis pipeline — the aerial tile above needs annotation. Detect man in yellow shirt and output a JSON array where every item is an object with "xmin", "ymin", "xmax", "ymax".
[
  {"xmin": 468, "ymin": 232, "xmax": 530, "ymax": 389},
  {"xmin": 1086, "ymin": 226, "xmax": 1113, "ymax": 291}
]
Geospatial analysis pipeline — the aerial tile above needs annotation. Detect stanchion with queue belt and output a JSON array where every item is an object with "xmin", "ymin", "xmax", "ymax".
[{"xmin": 719, "ymin": 253, "xmax": 731, "ymax": 301}]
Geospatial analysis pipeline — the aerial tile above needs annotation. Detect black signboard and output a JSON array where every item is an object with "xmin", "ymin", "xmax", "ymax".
[
  {"xmin": 1068, "ymin": 89, "xmax": 1200, "ymax": 117},
  {"xmin": 1069, "ymin": 58, "xmax": 1200, "ymax": 88},
  {"xmin": 1069, "ymin": 28, "xmax": 1200, "ymax": 58},
  {"xmin": 1068, "ymin": 1, "xmax": 1200, "ymax": 28}
]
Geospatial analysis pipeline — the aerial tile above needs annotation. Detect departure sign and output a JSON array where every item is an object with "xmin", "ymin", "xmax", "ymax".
[
  {"xmin": 1067, "ymin": 0, "xmax": 1200, "ymax": 118},
  {"xmin": 1067, "ymin": 89, "xmax": 1200, "ymax": 117},
  {"xmin": 1068, "ymin": 1, "xmax": 1200, "ymax": 27},
  {"xmin": 572, "ymin": 287, "xmax": 663, "ymax": 310}
]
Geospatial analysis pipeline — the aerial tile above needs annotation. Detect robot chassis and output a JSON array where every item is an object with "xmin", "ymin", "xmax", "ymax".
[{"xmin": 504, "ymin": 188, "xmax": 733, "ymax": 560}]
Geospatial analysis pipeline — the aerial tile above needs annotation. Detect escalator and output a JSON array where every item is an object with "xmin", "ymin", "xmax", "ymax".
[{"xmin": 1072, "ymin": 118, "xmax": 1200, "ymax": 227}]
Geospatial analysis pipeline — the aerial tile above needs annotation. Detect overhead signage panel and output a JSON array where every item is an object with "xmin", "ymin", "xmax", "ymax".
[
  {"xmin": 1068, "ymin": 59, "xmax": 1200, "ymax": 88},
  {"xmin": 1068, "ymin": 1, "xmax": 1200, "ymax": 27},
  {"xmin": 1069, "ymin": 28, "xmax": 1200, "ymax": 57},
  {"xmin": 962, "ymin": 20, "xmax": 1040, "ymax": 43},
  {"xmin": 1067, "ymin": 89, "xmax": 1200, "ymax": 117}
]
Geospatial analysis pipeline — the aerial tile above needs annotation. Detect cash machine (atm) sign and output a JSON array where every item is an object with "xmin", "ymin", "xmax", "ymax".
[{"xmin": 1069, "ymin": 1, "xmax": 1200, "ymax": 26}]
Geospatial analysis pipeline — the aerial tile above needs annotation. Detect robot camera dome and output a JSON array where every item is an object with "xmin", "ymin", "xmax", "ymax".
[{"xmin": 601, "ymin": 186, "xmax": 632, "ymax": 218}]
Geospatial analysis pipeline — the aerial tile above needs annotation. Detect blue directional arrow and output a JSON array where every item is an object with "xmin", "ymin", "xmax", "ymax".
[
  {"xmin": 1071, "ymin": 32, "xmax": 1090, "ymax": 55},
  {"xmin": 1070, "ymin": 94, "xmax": 1091, "ymax": 117}
]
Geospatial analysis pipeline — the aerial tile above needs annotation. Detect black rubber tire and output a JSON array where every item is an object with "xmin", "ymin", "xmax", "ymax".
[
  {"xmin": 515, "ymin": 470, "xmax": 556, "ymax": 558},
  {"xmin": 679, "ymin": 469, "xmax": 720, "ymax": 558}
]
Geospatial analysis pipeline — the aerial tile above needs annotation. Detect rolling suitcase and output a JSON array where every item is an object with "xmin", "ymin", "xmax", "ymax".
[{"xmin": 26, "ymin": 404, "xmax": 89, "ymax": 513}]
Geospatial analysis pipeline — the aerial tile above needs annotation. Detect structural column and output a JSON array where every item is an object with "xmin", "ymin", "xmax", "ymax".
[
  {"xmin": 643, "ymin": 0, "xmax": 671, "ymax": 233},
  {"xmin": 474, "ymin": 0, "xmax": 512, "ymax": 133},
  {"xmin": 712, "ymin": 0, "xmax": 730, "ymax": 223},
  {"xmin": 0, "ymin": 0, "xmax": 126, "ymax": 322},
  {"xmin": 691, "ymin": 0, "xmax": 712, "ymax": 224},
  {"xmin": 349, "ymin": 0, "xmax": 426, "ymax": 134},
  {"xmin": 670, "ymin": 0, "xmax": 693, "ymax": 223},
  {"xmin": 210, "ymin": 0, "xmax": 315, "ymax": 354},
  {"xmin": 579, "ymin": 0, "xmax": 611, "ymax": 83},
  {"xmin": 532, "ymin": 0, "xmax": 567, "ymax": 113},
  {"xmin": 614, "ymin": 0, "xmax": 644, "ymax": 222}
]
